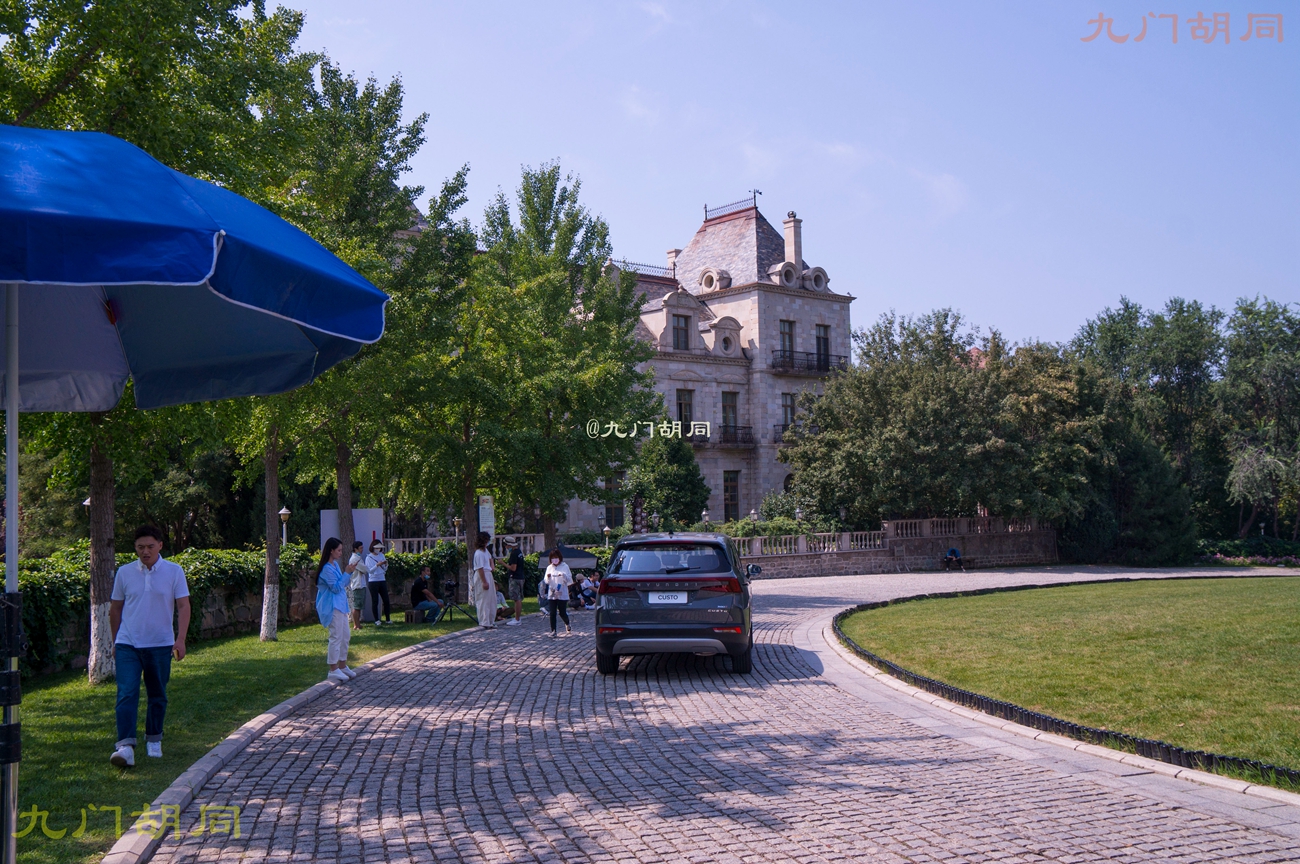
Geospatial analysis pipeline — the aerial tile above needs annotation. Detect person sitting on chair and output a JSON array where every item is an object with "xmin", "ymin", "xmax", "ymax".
[
  {"xmin": 409, "ymin": 566, "xmax": 445, "ymax": 623},
  {"xmin": 943, "ymin": 547, "xmax": 964, "ymax": 571}
]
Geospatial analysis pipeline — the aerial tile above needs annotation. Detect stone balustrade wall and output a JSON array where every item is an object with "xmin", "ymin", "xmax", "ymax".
[{"xmin": 743, "ymin": 528, "xmax": 1057, "ymax": 580}]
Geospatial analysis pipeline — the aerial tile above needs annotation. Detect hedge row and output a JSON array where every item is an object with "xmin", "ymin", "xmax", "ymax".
[
  {"xmin": 15, "ymin": 540, "xmax": 466, "ymax": 675},
  {"xmin": 1197, "ymin": 536, "xmax": 1300, "ymax": 559}
]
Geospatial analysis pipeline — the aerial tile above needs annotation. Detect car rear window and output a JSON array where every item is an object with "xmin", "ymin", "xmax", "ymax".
[{"xmin": 610, "ymin": 543, "xmax": 729, "ymax": 575}]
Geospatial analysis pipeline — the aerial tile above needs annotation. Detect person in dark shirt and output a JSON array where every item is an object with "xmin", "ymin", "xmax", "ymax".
[
  {"xmin": 943, "ymin": 547, "xmax": 964, "ymax": 572},
  {"xmin": 409, "ymin": 566, "xmax": 445, "ymax": 623},
  {"xmin": 503, "ymin": 537, "xmax": 526, "ymax": 626}
]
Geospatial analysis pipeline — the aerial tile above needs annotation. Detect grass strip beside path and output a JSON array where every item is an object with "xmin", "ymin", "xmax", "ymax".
[
  {"xmin": 840, "ymin": 576, "xmax": 1300, "ymax": 778},
  {"xmin": 18, "ymin": 601, "xmax": 537, "ymax": 864}
]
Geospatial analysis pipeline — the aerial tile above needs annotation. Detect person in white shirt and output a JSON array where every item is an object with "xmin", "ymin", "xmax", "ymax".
[
  {"xmin": 542, "ymin": 550, "xmax": 573, "ymax": 637},
  {"xmin": 365, "ymin": 540, "xmax": 392, "ymax": 626},
  {"xmin": 108, "ymin": 525, "xmax": 191, "ymax": 768},
  {"xmin": 578, "ymin": 574, "xmax": 597, "ymax": 609},
  {"xmin": 347, "ymin": 541, "xmax": 368, "ymax": 631},
  {"xmin": 470, "ymin": 532, "xmax": 497, "ymax": 629}
]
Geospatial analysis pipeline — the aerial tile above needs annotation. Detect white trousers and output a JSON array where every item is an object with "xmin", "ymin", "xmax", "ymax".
[
  {"xmin": 472, "ymin": 577, "xmax": 496, "ymax": 627},
  {"xmin": 327, "ymin": 610, "xmax": 351, "ymax": 664}
]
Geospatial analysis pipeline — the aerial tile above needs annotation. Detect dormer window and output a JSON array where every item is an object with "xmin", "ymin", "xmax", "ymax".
[
  {"xmin": 721, "ymin": 336, "xmax": 733, "ymax": 353},
  {"xmin": 672, "ymin": 315, "xmax": 691, "ymax": 350}
]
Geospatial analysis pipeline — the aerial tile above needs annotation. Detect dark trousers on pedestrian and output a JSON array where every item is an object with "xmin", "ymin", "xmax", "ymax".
[
  {"xmin": 115, "ymin": 644, "xmax": 172, "ymax": 747},
  {"xmin": 369, "ymin": 581, "xmax": 391, "ymax": 622},
  {"xmin": 549, "ymin": 598, "xmax": 570, "ymax": 633}
]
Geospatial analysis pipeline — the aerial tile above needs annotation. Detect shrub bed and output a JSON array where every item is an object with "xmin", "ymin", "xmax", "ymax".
[{"xmin": 1197, "ymin": 536, "xmax": 1300, "ymax": 567}]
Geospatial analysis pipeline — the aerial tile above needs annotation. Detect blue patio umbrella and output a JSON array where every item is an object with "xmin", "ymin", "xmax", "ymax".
[{"xmin": 0, "ymin": 125, "xmax": 389, "ymax": 857}]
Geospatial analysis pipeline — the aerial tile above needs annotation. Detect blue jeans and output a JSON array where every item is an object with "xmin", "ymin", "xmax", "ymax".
[
  {"xmin": 413, "ymin": 599, "xmax": 442, "ymax": 623},
  {"xmin": 115, "ymin": 644, "xmax": 172, "ymax": 747}
]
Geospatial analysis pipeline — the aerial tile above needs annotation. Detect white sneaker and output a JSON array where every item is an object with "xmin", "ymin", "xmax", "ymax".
[
  {"xmin": 110, "ymin": 745, "xmax": 135, "ymax": 768},
  {"xmin": 146, "ymin": 741, "xmax": 162, "ymax": 758},
  {"xmin": 506, "ymin": 619, "xmax": 520, "ymax": 626},
  {"xmin": 327, "ymin": 669, "xmax": 349, "ymax": 683},
  {"xmin": 341, "ymin": 666, "xmax": 358, "ymax": 679}
]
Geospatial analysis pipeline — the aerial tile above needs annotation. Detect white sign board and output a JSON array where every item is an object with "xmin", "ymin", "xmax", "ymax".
[
  {"xmin": 478, "ymin": 495, "xmax": 495, "ymax": 540},
  {"xmin": 320, "ymin": 508, "xmax": 384, "ymax": 551}
]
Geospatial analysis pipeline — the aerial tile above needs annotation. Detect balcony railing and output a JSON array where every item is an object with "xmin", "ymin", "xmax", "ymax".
[
  {"xmin": 715, "ymin": 425, "xmax": 755, "ymax": 447},
  {"xmin": 770, "ymin": 349, "xmax": 848, "ymax": 374},
  {"xmin": 773, "ymin": 423, "xmax": 819, "ymax": 443}
]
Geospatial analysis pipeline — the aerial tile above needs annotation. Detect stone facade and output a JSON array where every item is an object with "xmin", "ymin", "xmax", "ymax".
[{"xmin": 562, "ymin": 204, "xmax": 854, "ymax": 530}]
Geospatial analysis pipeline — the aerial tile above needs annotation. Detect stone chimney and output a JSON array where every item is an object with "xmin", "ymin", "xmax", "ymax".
[
  {"xmin": 783, "ymin": 212, "xmax": 802, "ymax": 268},
  {"xmin": 666, "ymin": 248, "xmax": 681, "ymax": 275}
]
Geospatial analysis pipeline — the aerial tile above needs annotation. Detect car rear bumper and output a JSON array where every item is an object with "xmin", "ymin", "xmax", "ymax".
[
  {"xmin": 611, "ymin": 637, "xmax": 730, "ymax": 655},
  {"xmin": 597, "ymin": 625, "xmax": 749, "ymax": 657}
]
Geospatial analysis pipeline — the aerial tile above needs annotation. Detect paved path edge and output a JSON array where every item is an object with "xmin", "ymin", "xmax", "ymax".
[
  {"xmin": 100, "ymin": 620, "xmax": 502, "ymax": 864},
  {"xmin": 820, "ymin": 618, "xmax": 1300, "ymax": 812}
]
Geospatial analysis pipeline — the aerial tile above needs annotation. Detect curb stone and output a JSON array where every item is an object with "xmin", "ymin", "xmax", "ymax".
[
  {"xmin": 100, "ymin": 618, "xmax": 512, "ymax": 864},
  {"xmin": 821, "ymin": 622, "xmax": 1300, "ymax": 811}
]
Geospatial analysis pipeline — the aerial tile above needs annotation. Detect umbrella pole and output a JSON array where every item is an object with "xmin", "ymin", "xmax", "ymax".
[{"xmin": 3, "ymin": 283, "xmax": 17, "ymax": 864}]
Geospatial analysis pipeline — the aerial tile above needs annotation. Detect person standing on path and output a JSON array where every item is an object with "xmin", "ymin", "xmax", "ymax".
[
  {"xmin": 542, "ymin": 549, "xmax": 573, "ymax": 638},
  {"xmin": 347, "ymin": 541, "xmax": 368, "ymax": 631},
  {"xmin": 366, "ymin": 540, "xmax": 392, "ymax": 626},
  {"xmin": 504, "ymin": 537, "xmax": 525, "ymax": 626},
  {"xmin": 316, "ymin": 538, "xmax": 355, "ymax": 683},
  {"xmin": 109, "ymin": 525, "xmax": 191, "ymax": 768},
  {"xmin": 471, "ymin": 532, "xmax": 497, "ymax": 629}
]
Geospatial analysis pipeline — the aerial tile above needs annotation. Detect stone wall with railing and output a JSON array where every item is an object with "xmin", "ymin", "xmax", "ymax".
[
  {"xmin": 739, "ymin": 517, "xmax": 1056, "ymax": 579},
  {"xmin": 388, "ymin": 517, "xmax": 1056, "ymax": 581}
]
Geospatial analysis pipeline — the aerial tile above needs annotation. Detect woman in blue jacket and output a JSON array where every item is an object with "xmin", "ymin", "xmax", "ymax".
[{"xmin": 316, "ymin": 538, "xmax": 355, "ymax": 683}]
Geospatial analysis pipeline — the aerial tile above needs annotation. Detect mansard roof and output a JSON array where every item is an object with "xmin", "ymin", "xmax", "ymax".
[{"xmin": 673, "ymin": 206, "xmax": 791, "ymax": 295}]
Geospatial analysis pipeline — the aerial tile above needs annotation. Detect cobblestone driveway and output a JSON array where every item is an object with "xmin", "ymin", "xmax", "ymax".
[{"xmin": 152, "ymin": 567, "xmax": 1300, "ymax": 863}]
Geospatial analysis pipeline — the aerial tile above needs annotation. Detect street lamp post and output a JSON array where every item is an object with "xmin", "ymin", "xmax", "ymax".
[
  {"xmin": 603, "ymin": 525, "xmax": 612, "ymax": 548},
  {"xmin": 278, "ymin": 507, "xmax": 291, "ymax": 546},
  {"xmin": 701, "ymin": 508, "xmax": 710, "ymax": 529},
  {"xmin": 749, "ymin": 509, "xmax": 759, "ymax": 524},
  {"xmin": 452, "ymin": 516, "xmax": 462, "ymax": 545}
]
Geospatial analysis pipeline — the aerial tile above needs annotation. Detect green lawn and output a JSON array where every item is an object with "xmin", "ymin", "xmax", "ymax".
[
  {"xmin": 17, "ymin": 600, "xmax": 536, "ymax": 864},
  {"xmin": 840, "ymin": 576, "xmax": 1300, "ymax": 780}
]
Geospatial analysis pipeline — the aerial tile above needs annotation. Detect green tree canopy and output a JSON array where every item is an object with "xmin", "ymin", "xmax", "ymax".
[
  {"xmin": 624, "ymin": 434, "xmax": 710, "ymax": 530},
  {"xmin": 785, "ymin": 309, "xmax": 1195, "ymax": 565}
]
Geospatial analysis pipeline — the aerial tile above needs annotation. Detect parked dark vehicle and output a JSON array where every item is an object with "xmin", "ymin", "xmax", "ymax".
[{"xmin": 594, "ymin": 533, "xmax": 760, "ymax": 675}]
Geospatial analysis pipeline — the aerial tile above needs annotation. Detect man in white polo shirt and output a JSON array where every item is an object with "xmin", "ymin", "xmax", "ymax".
[{"xmin": 109, "ymin": 525, "xmax": 191, "ymax": 768}]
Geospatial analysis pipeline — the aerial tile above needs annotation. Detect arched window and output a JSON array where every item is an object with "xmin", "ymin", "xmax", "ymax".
[{"xmin": 783, "ymin": 474, "xmax": 794, "ymax": 493}]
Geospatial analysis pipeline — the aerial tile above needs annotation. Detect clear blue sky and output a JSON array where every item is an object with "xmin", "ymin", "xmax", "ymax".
[{"xmin": 292, "ymin": 1, "xmax": 1297, "ymax": 343}]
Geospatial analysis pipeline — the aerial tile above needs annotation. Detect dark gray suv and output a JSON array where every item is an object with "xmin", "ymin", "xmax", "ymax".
[{"xmin": 594, "ymin": 532, "xmax": 759, "ymax": 675}]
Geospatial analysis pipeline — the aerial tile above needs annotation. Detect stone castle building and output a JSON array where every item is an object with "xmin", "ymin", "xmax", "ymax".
[{"xmin": 560, "ymin": 197, "xmax": 854, "ymax": 531}]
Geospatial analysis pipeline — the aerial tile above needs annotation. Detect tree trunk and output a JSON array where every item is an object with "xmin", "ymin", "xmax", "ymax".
[
  {"xmin": 87, "ymin": 419, "xmax": 116, "ymax": 684},
  {"xmin": 335, "ymin": 440, "xmax": 355, "ymax": 554},
  {"xmin": 459, "ymin": 477, "xmax": 475, "ymax": 604},
  {"xmin": 1237, "ymin": 502, "xmax": 1260, "ymax": 538},
  {"xmin": 542, "ymin": 515, "xmax": 557, "ymax": 552},
  {"xmin": 260, "ymin": 430, "xmax": 281, "ymax": 642}
]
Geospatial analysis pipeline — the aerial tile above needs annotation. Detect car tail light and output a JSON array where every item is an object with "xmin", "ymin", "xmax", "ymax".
[
  {"xmin": 597, "ymin": 627, "xmax": 625, "ymax": 634},
  {"xmin": 712, "ymin": 626, "xmax": 743, "ymax": 633},
  {"xmin": 701, "ymin": 577, "xmax": 742, "ymax": 594},
  {"xmin": 598, "ymin": 580, "xmax": 635, "ymax": 595}
]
